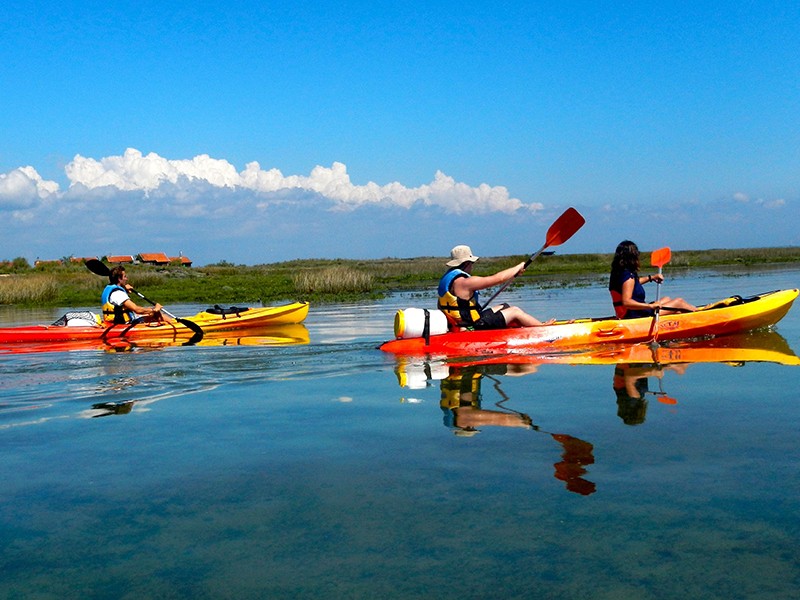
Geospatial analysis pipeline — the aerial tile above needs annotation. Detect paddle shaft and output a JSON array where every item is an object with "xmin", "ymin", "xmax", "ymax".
[
  {"xmin": 654, "ymin": 266, "xmax": 663, "ymax": 304},
  {"xmin": 125, "ymin": 287, "xmax": 204, "ymax": 342},
  {"xmin": 128, "ymin": 287, "xmax": 178, "ymax": 320},
  {"xmin": 480, "ymin": 245, "xmax": 546, "ymax": 310},
  {"xmin": 479, "ymin": 208, "xmax": 585, "ymax": 311}
]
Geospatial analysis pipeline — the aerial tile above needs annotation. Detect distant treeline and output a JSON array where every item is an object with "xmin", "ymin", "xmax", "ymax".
[{"xmin": 1, "ymin": 246, "xmax": 799, "ymax": 307}]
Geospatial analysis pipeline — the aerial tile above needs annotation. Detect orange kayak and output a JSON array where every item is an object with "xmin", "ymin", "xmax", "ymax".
[{"xmin": 379, "ymin": 289, "xmax": 798, "ymax": 356}]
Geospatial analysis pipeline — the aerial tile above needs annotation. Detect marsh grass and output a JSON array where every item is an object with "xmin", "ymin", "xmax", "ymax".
[
  {"xmin": 126, "ymin": 270, "xmax": 167, "ymax": 288},
  {"xmin": 0, "ymin": 275, "xmax": 59, "ymax": 304},
  {"xmin": 292, "ymin": 266, "xmax": 374, "ymax": 294},
  {"xmin": 1, "ymin": 247, "xmax": 798, "ymax": 307}
]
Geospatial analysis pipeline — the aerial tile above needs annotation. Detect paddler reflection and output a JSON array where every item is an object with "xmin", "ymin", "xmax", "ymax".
[
  {"xmin": 613, "ymin": 361, "xmax": 685, "ymax": 425},
  {"xmin": 395, "ymin": 358, "xmax": 596, "ymax": 496},
  {"xmin": 439, "ymin": 363, "xmax": 535, "ymax": 434}
]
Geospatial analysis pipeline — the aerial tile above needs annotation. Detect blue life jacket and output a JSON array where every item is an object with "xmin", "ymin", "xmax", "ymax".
[
  {"xmin": 437, "ymin": 269, "xmax": 482, "ymax": 326},
  {"xmin": 101, "ymin": 284, "xmax": 133, "ymax": 324}
]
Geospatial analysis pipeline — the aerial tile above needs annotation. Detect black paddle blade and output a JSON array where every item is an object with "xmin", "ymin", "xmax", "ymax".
[
  {"xmin": 85, "ymin": 258, "xmax": 111, "ymax": 277},
  {"xmin": 178, "ymin": 318, "xmax": 205, "ymax": 345}
]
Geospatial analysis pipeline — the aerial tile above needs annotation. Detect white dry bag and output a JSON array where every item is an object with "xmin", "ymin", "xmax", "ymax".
[{"xmin": 393, "ymin": 308, "xmax": 449, "ymax": 339}]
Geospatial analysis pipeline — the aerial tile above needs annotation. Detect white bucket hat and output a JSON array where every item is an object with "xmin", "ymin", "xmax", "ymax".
[{"xmin": 446, "ymin": 245, "xmax": 480, "ymax": 267}]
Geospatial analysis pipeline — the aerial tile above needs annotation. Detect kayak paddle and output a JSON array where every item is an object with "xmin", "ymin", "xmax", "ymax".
[
  {"xmin": 480, "ymin": 207, "xmax": 585, "ymax": 310},
  {"xmin": 649, "ymin": 246, "xmax": 671, "ymax": 346},
  {"xmin": 648, "ymin": 342, "xmax": 679, "ymax": 404},
  {"xmin": 84, "ymin": 259, "xmax": 204, "ymax": 344}
]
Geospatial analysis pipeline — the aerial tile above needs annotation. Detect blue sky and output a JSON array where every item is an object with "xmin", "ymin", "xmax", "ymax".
[{"xmin": 1, "ymin": 1, "xmax": 798, "ymax": 266}]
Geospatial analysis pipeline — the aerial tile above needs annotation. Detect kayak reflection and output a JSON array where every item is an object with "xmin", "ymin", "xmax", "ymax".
[
  {"xmin": 0, "ymin": 324, "xmax": 310, "ymax": 355},
  {"xmin": 607, "ymin": 331, "xmax": 800, "ymax": 423},
  {"xmin": 150, "ymin": 324, "xmax": 310, "ymax": 349},
  {"xmin": 396, "ymin": 359, "xmax": 597, "ymax": 496},
  {"xmin": 392, "ymin": 331, "xmax": 800, "ymax": 495}
]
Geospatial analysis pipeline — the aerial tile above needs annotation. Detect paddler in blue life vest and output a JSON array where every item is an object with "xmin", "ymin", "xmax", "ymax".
[
  {"xmin": 437, "ymin": 245, "xmax": 555, "ymax": 329},
  {"xmin": 101, "ymin": 266, "xmax": 171, "ymax": 325}
]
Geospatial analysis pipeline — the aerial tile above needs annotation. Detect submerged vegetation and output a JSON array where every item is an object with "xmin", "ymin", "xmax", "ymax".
[{"xmin": 0, "ymin": 246, "xmax": 799, "ymax": 307}]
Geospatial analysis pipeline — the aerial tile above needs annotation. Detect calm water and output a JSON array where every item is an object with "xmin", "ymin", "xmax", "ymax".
[{"xmin": 1, "ymin": 267, "xmax": 799, "ymax": 599}]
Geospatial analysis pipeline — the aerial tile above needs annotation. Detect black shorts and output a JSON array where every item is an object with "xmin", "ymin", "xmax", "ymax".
[{"xmin": 473, "ymin": 308, "xmax": 507, "ymax": 330}]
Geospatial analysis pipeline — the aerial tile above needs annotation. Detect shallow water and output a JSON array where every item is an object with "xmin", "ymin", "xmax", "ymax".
[{"xmin": 1, "ymin": 267, "xmax": 799, "ymax": 599}]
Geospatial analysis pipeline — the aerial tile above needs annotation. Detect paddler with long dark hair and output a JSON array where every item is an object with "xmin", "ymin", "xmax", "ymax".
[
  {"xmin": 609, "ymin": 240, "xmax": 696, "ymax": 319},
  {"xmin": 438, "ymin": 245, "xmax": 555, "ymax": 329}
]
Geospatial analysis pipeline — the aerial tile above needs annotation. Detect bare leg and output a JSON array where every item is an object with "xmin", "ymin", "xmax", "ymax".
[
  {"xmin": 496, "ymin": 305, "xmax": 555, "ymax": 327},
  {"xmin": 660, "ymin": 296, "xmax": 696, "ymax": 313}
]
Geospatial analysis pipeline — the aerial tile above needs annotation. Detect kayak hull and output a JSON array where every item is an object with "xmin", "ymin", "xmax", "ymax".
[
  {"xmin": 175, "ymin": 302, "xmax": 309, "ymax": 332},
  {"xmin": 0, "ymin": 302, "xmax": 309, "ymax": 344},
  {"xmin": 443, "ymin": 331, "xmax": 800, "ymax": 367},
  {"xmin": 379, "ymin": 289, "xmax": 799, "ymax": 356}
]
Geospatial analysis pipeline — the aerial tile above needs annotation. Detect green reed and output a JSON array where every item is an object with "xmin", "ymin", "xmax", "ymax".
[
  {"xmin": 0, "ymin": 275, "xmax": 60, "ymax": 305},
  {"xmin": 292, "ymin": 266, "xmax": 374, "ymax": 294},
  {"xmin": 1, "ymin": 247, "xmax": 798, "ymax": 307}
]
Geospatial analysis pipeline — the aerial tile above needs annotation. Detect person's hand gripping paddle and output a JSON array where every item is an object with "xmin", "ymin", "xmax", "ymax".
[{"xmin": 480, "ymin": 207, "xmax": 586, "ymax": 310}]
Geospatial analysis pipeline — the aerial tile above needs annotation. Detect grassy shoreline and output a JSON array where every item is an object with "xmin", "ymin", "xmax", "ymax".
[{"xmin": 1, "ymin": 247, "xmax": 799, "ymax": 307}]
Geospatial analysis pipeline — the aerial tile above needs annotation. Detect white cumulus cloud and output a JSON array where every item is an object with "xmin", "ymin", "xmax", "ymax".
[
  {"xmin": 65, "ymin": 148, "xmax": 241, "ymax": 191},
  {"xmin": 59, "ymin": 148, "xmax": 534, "ymax": 214},
  {"xmin": 0, "ymin": 166, "xmax": 59, "ymax": 210}
]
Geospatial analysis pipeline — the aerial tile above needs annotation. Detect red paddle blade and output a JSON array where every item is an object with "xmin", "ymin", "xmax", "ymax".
[
  {"xmin": 544, "ymin": 207, "xmax": 585, "ymax": 248},
  {"xmin": 658, "ymin": 396, "xmax": 678, "ymax": 405},
  {"xmin": 650, "ymin": 247, "xmax": 671, "ymax": 268}
]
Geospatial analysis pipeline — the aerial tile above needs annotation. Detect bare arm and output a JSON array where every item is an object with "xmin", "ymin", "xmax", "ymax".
[
  {"xmin": 122, "ymin": 298, "xmax": 163, "ymax": 317},
  {"xmin": 619, "ymin": 278, "xmax": 671, "ymax": 311},
  {"xmin": 452, "ymin": 262, "xmax": 525, "ymax": 297}
]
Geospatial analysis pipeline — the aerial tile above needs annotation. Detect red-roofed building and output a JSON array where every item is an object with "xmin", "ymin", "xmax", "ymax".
[
  {"xmin": 104, "ymin": 255, "xmax": 135, "ymax": 265},
  {"xmin": 137, "ymin": 253, "xmax": 171, "ymax": 265},
  {"xmin": 34, "ymin": 259, "xmax": 62, "ymax": 268},
  {"xmin": 169, "ymin": 255, "xmax": 193, "ymax": 267}
]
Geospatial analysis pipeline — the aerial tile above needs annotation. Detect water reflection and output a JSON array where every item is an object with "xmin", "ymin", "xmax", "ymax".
[
  {"xmin": 392, "ymin": 330, "xmax": 800, "ymax": 495},
  {"xmin": 603, "ymin": 331, "xmax": 800, "ymax": 423},
  {"xmin": 439, "ymin": 363, "xmax": 537, "ymax": 433},
  {"xmin": 612, "ymin": 362, "xmax": 685, "ymax": 425},
  {"xmin": 397, "ymin": 358, "xmax": 597, "ymax": 496},
  {"xmin": 0, "ymin": 324, "xmax": 310, "ymax": 355},
  {"xmin": 0, "ymin": 326, "xmax": 310, "ymax": 425}
]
